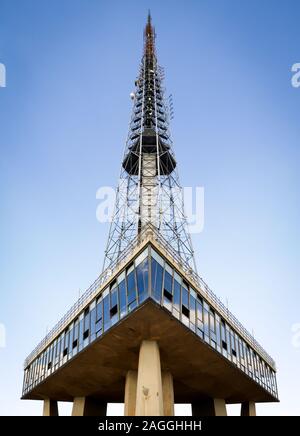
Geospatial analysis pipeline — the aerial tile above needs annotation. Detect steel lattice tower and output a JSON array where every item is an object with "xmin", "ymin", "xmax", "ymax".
[{"xmin": 103, "ymin": 13, "xmax": 196, "ymax": 273}]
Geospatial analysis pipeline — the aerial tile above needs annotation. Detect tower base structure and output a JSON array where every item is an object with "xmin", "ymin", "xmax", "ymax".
[
  {"xmin": 22, "ymin": 230, "xmax": 278, "ymax": 416},
  {"xmin": 40, "ymin": 338, "xmax": 259, "ymax": 416}
]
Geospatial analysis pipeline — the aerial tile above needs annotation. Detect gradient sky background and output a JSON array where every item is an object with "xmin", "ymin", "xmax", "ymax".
[{"xmin": 0, "ymin": 0, "xmax": 299, "ymax": 416}]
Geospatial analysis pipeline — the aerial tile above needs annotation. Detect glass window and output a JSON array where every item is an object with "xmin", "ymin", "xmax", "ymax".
[
  {"xmin": 110, "ymin": 285, "xmax": 119, "ymax": 325},
  {"xmin": 78, "ymin": 314, "xmax": 84, "ymax": 351},
  {"xmin": 82, "ymin": 309, "xmax": 90, "ymax": 347},
  {"xmin": 163, "ymin": 270, "xmax": 173, "ymax": 299},
  {"xmin": 84, "ymin": 308, "xmax": 90, "ymax": 331},
  {"xmin": 239, "ymin": 339, "xmax": 245, "ymax": 361},
  {"xmin": 64, "ymin": 327, "xmax": 70, "ymax": 358},
  {"xmin": 35, "ymin": 357, "xmax": 40, "ymax": 382},
  {"xmin": 196, "ymin": 300, "xmax": 203, "ymax": 321},
  {"xmin": 173, "ymin": 279, "xmax": 181, "ymax": 311},
  {"xmin": 136, "ymin": 258, "xmax": 149, "ymax": 303},
  {"xmin": 95, "ymin": 299, "xmax": 103, "ymax": 336},
  {"xmin": 203, "ymin": 305, "xmax": 209, "ymax": 342},
  {"xmin": 181, "ymin": 283, "xmax": 189, "ymax": 323},
  {"xmin": 103, "ymin": 295, "xmax": 110, "ymax": 331},
  {"xmin": 182, "ymin": 283, "xmax": 189, "ymax": 307},
  {"xmin": 90, "ymin": 305, "xmax": 96, "ymax": 340},
  {"xmin": 225, "ymin": 326, "xmax": 231, "ymax": 358},
  {"xmin": 230, "ymin": 331, "xmax": 236, "ymax": 359},
  {"xmin": 44, "ymin": 349, "xmax": 49, "ymax": 375},
  {"xmin": 40, "ymin": 352, "xmax": 45, "ymax": 380},
  {"xmin": 163, "ymin": 266, "xmax": 173, "ymax": 310},
  {"xmin": 209, "ymin": 310, "xmax": 216, "ymax": 344},
  {"xmin": 266, "ymin": 366, "xmax": 270, "ymax": 390},
  {"xmin": 127, "ymin": 266, "xmax": 137, "ymax": 311},
  {"xmin": 53, "ymin": 340, "xmax": 58, "ymax": 367},
  {"xmin": 235, "ymin": 334, "xmax": 240, "ymax": 364},
  {"xmin": 151, "ymin": 258, "xmax": 163, "ymax": 303},
  {"xmin": 72, "ymin": 319, "xmax": 79, "ymax": 355},
  {"xmin": 31, "ymin": 360, "xmax": 36, "ymax": 385},
  {"xmin": 118, "ymin": 279, "xmax": 127, "ymax": 318},
  {"xmin": 190, "ymin": 295, "xmax": 196, "ymax": 326},
  {"xmin": 221, "ymin": 320, "xmax": 227, "ymax": 355},
  {"xmin": 190, "ymin": 288, "xmax": 197, "ymax": 299},
  {"xmin": 209, "ymin": 310, "xmax": 215, "ymax": 332},
  {"xmin": 47, "ymin": 344, "xmax": 53, "ymax": 372},
  {"xmin": 215, "ymin": 317, "xmax": 221, "ymax": 350},
  {"xmin": 110, "ymin": 281, "xmax": 117, "ymax": 301},
  {"xmin": 58, "ymin": 333, "xmax": 64, "ymax": 365},
  {"xmin": 246, "ymin": 345, "xmax": 253, "ymax": 375}
]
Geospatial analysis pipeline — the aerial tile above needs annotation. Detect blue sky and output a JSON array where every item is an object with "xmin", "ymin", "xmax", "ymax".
[{"xmin": 0, "ymin": 0, "xmax": 299, "ymax": 416}]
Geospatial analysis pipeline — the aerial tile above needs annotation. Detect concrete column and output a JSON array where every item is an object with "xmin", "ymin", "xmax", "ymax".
[
  {"xmin": 162, "ymin": 372, "xmax": 174, "ymax": 416},
  {"xmin": 135, "ymin": 340, "xmax": 164, "ymax": 416},
  {"xmin": 124, "ymin": 370, "xmax": 137, "ymax": 416},
  {"xmin": 43, "ymin": 399, "xmax": 58, "ymax": 416},
  {"xmin": 241, "ymin": 401, "xmax": 256, "ymax": 416},
  {"xmin": 72, "ymin": 396, "xmax": 107, "ymax": 416},
  {"xmin": 192, "ymin": 398, "xmax": 227, "ymax": 416}
]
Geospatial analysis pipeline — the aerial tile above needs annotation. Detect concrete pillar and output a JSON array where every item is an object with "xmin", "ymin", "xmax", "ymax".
[
  {"xmin": 192, "ymin": 398, "xmax": 227, "ymax": 416},
  {"xmin": 43, "ymin": 398, "xmax": 58, "ymax": 416},
  {"xmin": 241, "ymin": 401, "xmax": 256, "ymax": 416},
  {"xmin": 72, "ymin": 396, "xmax": 107, "ymax": 416},
  {"xmin": 135, "ymin": 340, "xmax": 164, "ymax": 416},
  {"xmin": 124, "ymin": 370, "xmax": 137, "ymax": 416},
  {"xmin": 162, "ymin": 372, "xmax": 174, "ymax": 416}
]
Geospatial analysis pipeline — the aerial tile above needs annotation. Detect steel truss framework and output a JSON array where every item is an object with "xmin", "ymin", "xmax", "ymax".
[{"xmin": 103, "ymin": 14, "xmax": 196, "ymax": 272}]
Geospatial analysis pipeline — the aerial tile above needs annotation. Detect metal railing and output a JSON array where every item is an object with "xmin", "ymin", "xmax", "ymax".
[{"xmin": 24, "ymin": 225, "xmax": 276, "ymax": 370}]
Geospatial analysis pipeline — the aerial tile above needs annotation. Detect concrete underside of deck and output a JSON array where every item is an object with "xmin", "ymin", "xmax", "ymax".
[{"xmin": 22, "ymin": 300, "xmax": 277, "ymax": 404}]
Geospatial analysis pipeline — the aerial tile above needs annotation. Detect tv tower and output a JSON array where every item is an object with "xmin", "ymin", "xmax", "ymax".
[{"xmin": 22, "ymin": 14, "xmax": 278, "ymax": 416}]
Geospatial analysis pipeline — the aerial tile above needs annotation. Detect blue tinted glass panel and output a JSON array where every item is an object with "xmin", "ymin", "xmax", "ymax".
[
  {"xmin": 127, "ymin": 271, "xmax": 136, "ymax": 305},
  {"xmin": 190, "ymin": 296, "xmax": 196, "ymax": 324},
  {"xmin": 96, "ymin": 301, "xmax": 102, "ymax": 321},
  {"xmin": 196, "ymin": 301, "xmax": 203, "ymax": 321},
  {"xmin": 164, "ymin": 271, "xmax": 172, "ymax": 293},
  {"xmin": 173, "ymin": 280, "xmax": 181, "ymax": 310},
  {"xmin": 110, "ymin": 288, "xmax": 119, "ymax": 325},
  {"xmin": 119, "ymin": 279, "xmax": 127, "ymax": 317},
  {"xmin": 103, "ymin": 295, "xmax": 110, "ymax": 332},
  {"xmin": 136, "ymin": 259, "xmax": 149, "ymax": 303},
  {"xmin": 111, "ymin": 288, "xmax": 118, "ymax": 308},
  {"xmin": 90, "ymin": 307, "xmax": 96, "ymax": 339},
  {"xmin": 73, "ymin": 321, "xmax": 79, "ymax": 341},
  {"xmin": 95, "ymin": 300, "xmax": 103, "ymax": 335},
  {"xmin": 84, "ymin": 310, "xmax": 90, "ymax": 331},
  {"xmin": 78, "ymin": 318, "xmax": 84, "ymax": 350},
  {"xmin": 64, "ymin": 330, "xmax": 69, "ymax": 351},
  {"xmin": 216, "ymin": 320, "xmax": 221, "ymax": 348},
  {"xmin": 204, "ymin": 309, "xmax": 209, "ymax": 336},
  {"xmin": 182, "ymin": 287, "xmax": 189, "ymax": 308},
  {"xmin": 151, "ymin": 258, "xmax": 163, "ymax": 303}
]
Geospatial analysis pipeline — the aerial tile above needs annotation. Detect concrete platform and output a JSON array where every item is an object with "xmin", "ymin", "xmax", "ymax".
[{"xmin": 22, "ymin": 299, "xmax": 277, "ymax": 404}]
